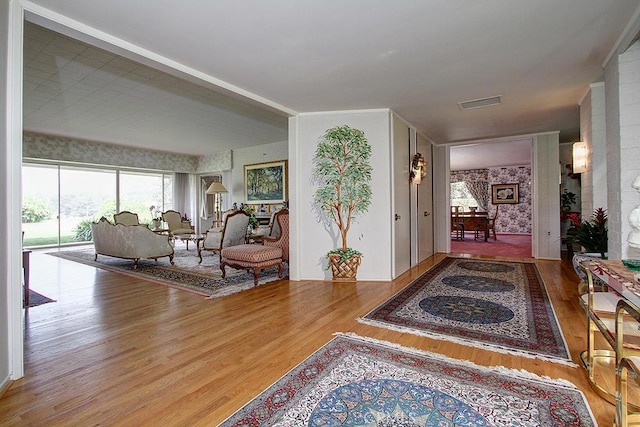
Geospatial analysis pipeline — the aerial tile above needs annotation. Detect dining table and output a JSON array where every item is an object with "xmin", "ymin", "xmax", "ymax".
[{"xmin": 455, "ymin": 211, "xmax": 490, "ymax": 241}]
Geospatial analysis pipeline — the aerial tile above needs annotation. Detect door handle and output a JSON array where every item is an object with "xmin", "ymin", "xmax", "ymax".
[
  {"xmin": 395, "ymin": 214, "xmax": 401, "ymax": 221},
  {"xmin": 424, "ymin": 211, "xmax": 431, "ymax": 217}
]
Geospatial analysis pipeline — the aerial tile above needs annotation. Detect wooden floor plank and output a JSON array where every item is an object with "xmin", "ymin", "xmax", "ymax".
[{"xmin": 0, "ymin": 250, "xmax": 616, "ymax": 425}]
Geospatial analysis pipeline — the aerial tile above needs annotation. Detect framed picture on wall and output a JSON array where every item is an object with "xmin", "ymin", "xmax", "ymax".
[
  {"xmin": 244, "ymin": 160, "xmax": 287, "ymax": 203},
  {"xmin": 491, "ymin": 183, "xmax": 519, "ymax": 204}
]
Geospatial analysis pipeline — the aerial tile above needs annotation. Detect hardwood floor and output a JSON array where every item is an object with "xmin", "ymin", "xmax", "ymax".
[{"xmin": 0, "ymin": 249, "xmax": 614, "ymax": 425}]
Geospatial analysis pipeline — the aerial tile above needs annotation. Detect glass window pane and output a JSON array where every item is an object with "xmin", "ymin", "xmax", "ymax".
[
  {"xmin": 120, "ymin": 171, "xmax": 164, "ymax": 224},
  {"xmin": 22, "ymin": 164, "xmax": 59, "ymax": 247},
  {"xmin": 60, "ymin": 167, "xmax": 116, "ymax": 244},
  {"xmin": 164, "ymin": 174, "xmax": 173, "ymax": 212}
]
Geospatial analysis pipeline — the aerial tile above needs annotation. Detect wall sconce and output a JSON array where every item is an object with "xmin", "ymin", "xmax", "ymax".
[
  {"xmin": 410, "ymin": 153, "xmax": 427, "ymax": 184},
  {"xmin": 572, "ymin": 141, "xmax": 588, "ymax": 173}
]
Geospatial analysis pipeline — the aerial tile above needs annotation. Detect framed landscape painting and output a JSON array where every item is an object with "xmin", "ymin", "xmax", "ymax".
[
  {"xmin": 492, "ymin": 183, "xmax": 519, "ymax": 204},
  {"xmin": 244, "ymin": 160, "xmax": 287, "ymax": 204}
]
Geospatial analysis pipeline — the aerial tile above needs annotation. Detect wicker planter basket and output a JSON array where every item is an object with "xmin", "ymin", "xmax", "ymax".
[{"xmin": 328, "ymin": 253, "xmax": 361, "ymax": 282}]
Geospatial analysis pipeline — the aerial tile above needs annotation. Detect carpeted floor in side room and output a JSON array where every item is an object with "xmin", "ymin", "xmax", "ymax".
[{"xmin": 451, "ymin": 232, "xmax": 532, "ymax": 258}]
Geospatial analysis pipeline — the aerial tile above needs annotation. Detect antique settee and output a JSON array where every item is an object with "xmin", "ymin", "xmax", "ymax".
[{"xmin": 91, "ymin": 217, "xmax": 174, "ymax": 269}]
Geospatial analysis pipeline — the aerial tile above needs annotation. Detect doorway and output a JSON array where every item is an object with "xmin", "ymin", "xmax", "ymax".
[{"xmin": 449, "ymin": 139, "xmax": 533, "ymax": 258}]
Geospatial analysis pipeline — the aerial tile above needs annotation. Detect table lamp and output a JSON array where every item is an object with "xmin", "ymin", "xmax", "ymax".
[{"xmin": 206, "ymin": 181, "xmax": 228, "ymax": 223}]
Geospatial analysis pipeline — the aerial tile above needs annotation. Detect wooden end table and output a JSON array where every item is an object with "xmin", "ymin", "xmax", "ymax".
[{"xmin": 176, "ymin": 234, "xmax": 205, "ymax": 261}]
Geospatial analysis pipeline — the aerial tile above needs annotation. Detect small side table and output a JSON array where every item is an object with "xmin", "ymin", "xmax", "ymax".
[
  {"xmin": 23, "ymin": 249, "xmax": 32, "ymax": 307},
  {"xmin": 177, "ymin": 234, "xmax": 205, "ymax": 261}
]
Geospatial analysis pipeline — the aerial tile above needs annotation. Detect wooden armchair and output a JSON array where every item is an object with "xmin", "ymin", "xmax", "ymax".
[
  {"xmin": 114, "ymin": 211, "xmax": 141, "ymax": 226},
  {"xmin": 162, "ymin": 210, "xmax": 194, "ymax": 237}
]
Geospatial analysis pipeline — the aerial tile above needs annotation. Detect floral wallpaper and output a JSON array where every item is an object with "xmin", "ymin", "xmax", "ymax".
[
  {"xmin": 450, "ymin": 169, "xmax": 488, "ymax": 182},
  {"xmin": 197, "ymin": 150, "xmax": 233, "ymax": 173},
  {"xmin": 23, "ymin": 132, "xmax": 199, "ymax": 172},
  {"xmin": 488, "ymin": 166, "xmax": 532, "ymax": 234},
  {"xmin": 452, "ymin": 166, "xmax": 532, "ymax": 234}
]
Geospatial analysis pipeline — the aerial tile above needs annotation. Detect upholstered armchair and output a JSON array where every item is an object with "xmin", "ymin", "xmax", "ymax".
[
  {"xmin": 220, "ymin": 209, "xmax": 289, "ymax": 285},
  {"xmin": 253, "ymin": 209, "xmax": 283, "ymax": 240},
  {"xmin": 200, "ymin": 210, "xmax": 250, "ymax": 262},
  {"xmin": 114, "ymin": 211, "xmax": 141, "ymax": 226},
  {"xmin": 263, "ymin": 209, "xmax": 289, "ymax": 262},
  {"xmin": 162, "ymin": 210, "xmax": 194, "ymax": 237}
]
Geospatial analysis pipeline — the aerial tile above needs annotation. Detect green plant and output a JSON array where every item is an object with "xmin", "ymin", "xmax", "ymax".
[
  {"xmin": 22, "ymin": 196, "xmax": 51, "ymax": 223},
  {"xmin": 313, "ymin": 125, "xmax": 372, "ymax": 257},
  {"xmin": 73, "ymin": 219, "xmax": 94, "ymax": 242},
  {"xmin": 566, "ymin": 208, "xmax": 608, "ymax": 258},
  {"xmin": 242, "ymin": 205, "xmax": 259, "ymax": 228}
]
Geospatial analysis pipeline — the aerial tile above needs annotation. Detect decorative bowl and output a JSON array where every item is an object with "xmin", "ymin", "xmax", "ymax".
[{"xmin": 622, "ymin": 259, "xmax": 640, "ymax": 271}]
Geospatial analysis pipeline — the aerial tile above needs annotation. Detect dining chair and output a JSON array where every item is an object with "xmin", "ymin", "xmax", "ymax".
[
  {"xmin": 487, "ymin": 205, "xmax": 499, "ymax": 240},
  {"xmin": 450, "ymin": 206, "xmax": 464, "ymax": 240}
]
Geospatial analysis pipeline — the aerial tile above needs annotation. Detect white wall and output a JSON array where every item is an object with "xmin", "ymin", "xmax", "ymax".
[
  {"xmin": 0, "ymin": 0, "xmax": 11, "ymax": 390},
  {"xmin": 579, "ymin": 83, "xmax": 607, "ymax": 216},
  {"xmin": 432, "ymin": 144, "xmax": 450, "ymax": 254},
  {"xmin": 533, "ymin": 132, "xmax": 561, "ymax": 260},
  {"xmin": 229, "ymin": 140, "xmax": 288, "ymax": 207},
  {"xmin": 605, "ymin": 40, "xmax": 640, "ymax": 260},
  {"xmin": 289, "ymin": 109, "xmax": 393, "ymax": 281},
  {"xmin": 2, "ymin": 0, "xmax": 24, "ymax": 386}
]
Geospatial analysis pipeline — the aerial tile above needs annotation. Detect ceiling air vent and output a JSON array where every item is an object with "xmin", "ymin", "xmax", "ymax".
[{"xmin": 458, "ymin": 95, "xmax": 502, "ymax": 110}]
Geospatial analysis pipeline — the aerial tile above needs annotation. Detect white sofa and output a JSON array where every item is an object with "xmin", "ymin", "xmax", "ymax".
[{"xmin": 91, "ymin": 217, "xmax": 174, "ymax": 269}]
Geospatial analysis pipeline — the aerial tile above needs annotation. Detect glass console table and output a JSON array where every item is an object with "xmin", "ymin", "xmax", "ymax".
[{"xmin": 579, "ymin": 260, "xmax": 640, "ymax": 414}]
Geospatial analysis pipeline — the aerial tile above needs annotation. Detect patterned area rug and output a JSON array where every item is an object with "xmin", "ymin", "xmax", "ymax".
[
  {"xmin": 221, "ymin": 333, "xmax": 594, "ymax": 426},
  {"xmin": 48, "ymin": 247, "xmax": 287, "ymax": 298},
  {"xmin": 359, "ymin": 257, "xmax": 572, "ymax": 365},
  {"xmin": 26, "ymin": 289, "xmax": 55, "ymax": 308}
]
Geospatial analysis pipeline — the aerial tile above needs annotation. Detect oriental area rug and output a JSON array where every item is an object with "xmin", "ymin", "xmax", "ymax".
[
  {"xmin": 48, "ymin": 247, "xmax": 287, "ymax": 299},
  {"xmin": 220, "ymin": 333, "xmax": 595, "ymax": 426},
  {"xmin": 26, "ymin": 289, "xmax": 55, "ymax": 308},
  {"xmin": 359, "ymin": 257, "xmax": 572, "ymax": 365}
]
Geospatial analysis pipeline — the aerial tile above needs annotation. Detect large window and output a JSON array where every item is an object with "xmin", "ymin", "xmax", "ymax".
[
  {"xmin": 120, "ymin": 171, "xmax": 169, "ymax": 223},
  {"xmin": 22, "ymin": 162, "xmax": 173, "ymax": 248},
  {"xmin": 450, "ymin": 182, "xmax": 478, "ymax": 212}
]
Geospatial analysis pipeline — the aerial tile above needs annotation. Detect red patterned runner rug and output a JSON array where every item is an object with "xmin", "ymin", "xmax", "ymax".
[
  {"xmin": 359, "ymin": 257, "xmax": 573, "ymax": 365},
  {"xmin": 221, "ymin": 333, "xmax": 594, "ymax": 426}
]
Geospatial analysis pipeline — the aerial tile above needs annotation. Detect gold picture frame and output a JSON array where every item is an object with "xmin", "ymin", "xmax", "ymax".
[
  {"xmin": 491, "ymin": 183, "xmax": 519, "ymax": 204},
  {"xmin": 244, "ymin": 160, "xmax": 287, "ymax": 204}
]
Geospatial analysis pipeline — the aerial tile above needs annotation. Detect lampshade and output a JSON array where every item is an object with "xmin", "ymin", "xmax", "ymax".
[
  {"xmin": 572, "ymin": 141, "xmax": 588, "ymax": 173},
  {"xmin": 206, "ymin": 181, "xmax": 228, "ymax": 194}
]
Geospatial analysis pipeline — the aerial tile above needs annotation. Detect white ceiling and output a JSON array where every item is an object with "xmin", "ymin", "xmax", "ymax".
[
  {"xmin": 450, "ymin": 139, "xmax": 532, "ymax": 171},
  {"xmin": 21, "ymin": 1, "xmax": 640, "ymax": 157}
]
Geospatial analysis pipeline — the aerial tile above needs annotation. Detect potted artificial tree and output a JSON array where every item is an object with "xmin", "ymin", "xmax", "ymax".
[{"xmin": 313, "ymin": 125, "xmax": 372, "ymax": 281}]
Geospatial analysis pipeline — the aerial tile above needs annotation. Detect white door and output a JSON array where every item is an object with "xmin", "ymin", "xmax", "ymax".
[
  {"xmin": 417, "ymin": 134, "xmax": 434, "ymax": 262},
  {"xmin": 393, "ymin": 115, "xmax": 411, "ymax": 277}
]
